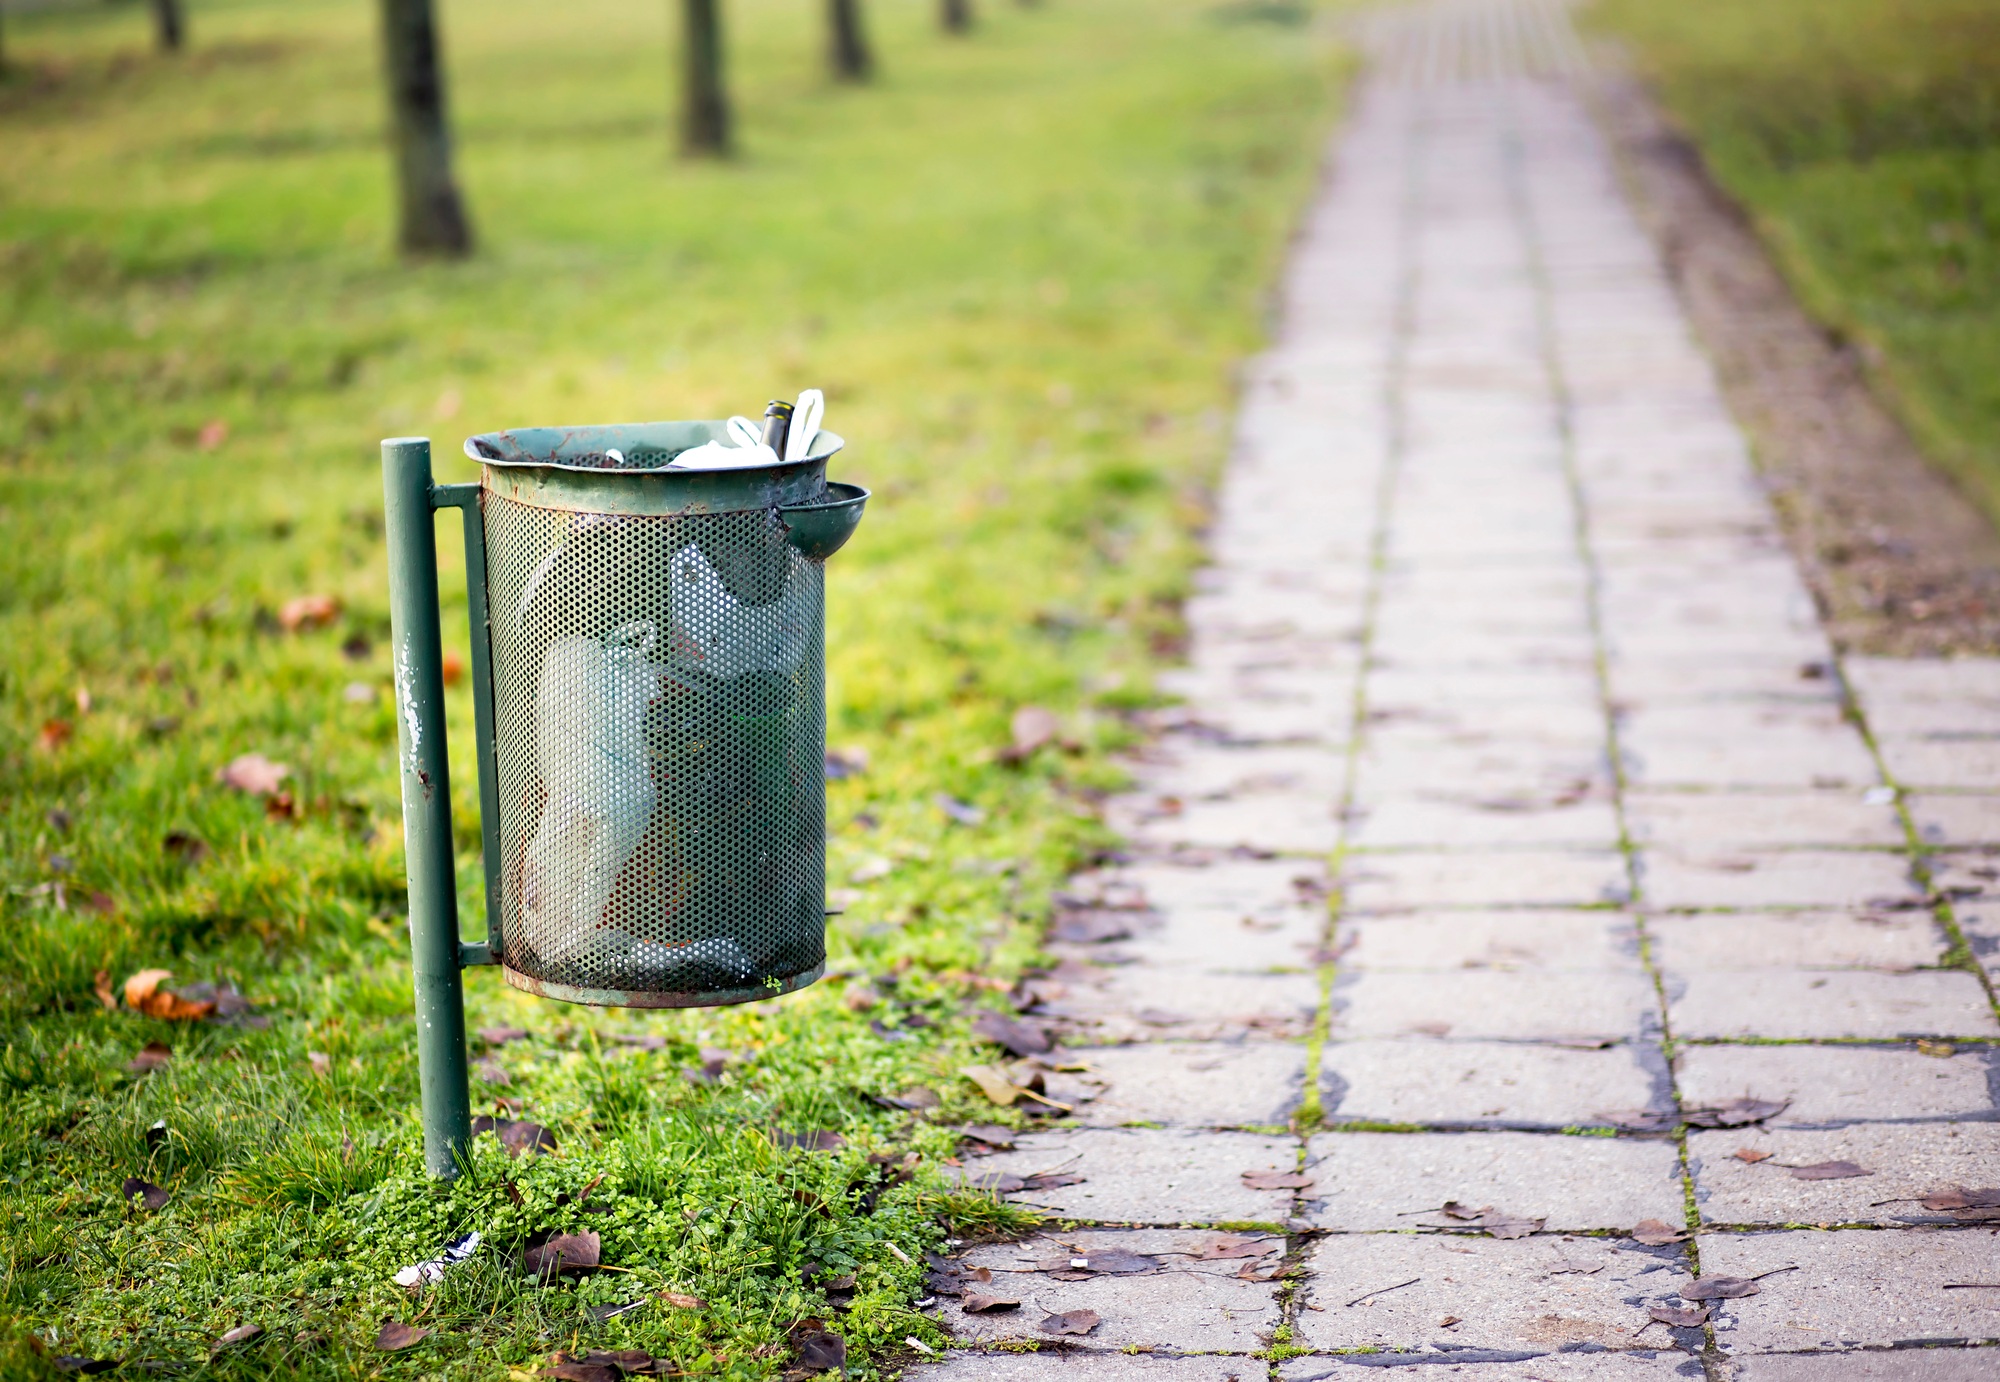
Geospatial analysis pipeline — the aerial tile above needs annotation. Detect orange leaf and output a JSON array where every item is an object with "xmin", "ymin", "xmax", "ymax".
[
  {"xmin": 278, "ymin": 594, "xmax": 340, "ymax": 632},
  {"xmin": 124, "ymin": 969, "xmax": 173, "ymax": 1009}
]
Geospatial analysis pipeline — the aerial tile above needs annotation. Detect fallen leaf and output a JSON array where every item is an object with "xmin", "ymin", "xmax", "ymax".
[
  {"xmin": 540, "ymin": 1361, "xmax": 619, "ymax": 1382},
  {"xmin": 1242, "ymin": 1170, "xmax": 1313, "ymax": 1191},
  {"xmin": 1432, "ymin": 1202, "xmax": 1543, "ymax": 1239},
  {"xmin": 544, "ymin": 1348, "xmax": 665, "ymax": 1379},
  {"xmin": 934, "ymin": 793, "xmax": 985, "ymax": 826},
  {"xmin": 475, "ymin": 1059, "xmax": 511, "ymax": 1087},
  {"xmin": 1647, "ymin": 1304, "xmax": 1709, "ymax": 1327},
  {"xmin": 121, "ymin": 969, "xmax": 216, "ymax": 1022},
  {"xmin": 374, "ymin": 1321, "xmax": 431, "ymax": 1352},
  {"xmin": 197, "ymin": 419, "xmax": 229, "ymax": 450},
  {"xmin": 1598, "ymin": 1109, "xmax": 1674, "ymax": 1132},
  {"xmin": 122, "ymin": 1177, "xmax": 169, "ymax": 1210},
  {"xmin": 211, "ymin": 1324, "xmax": 258, "ymax": 1349},
  {"xmin": 1789, "ymin": 1160, "xmax": 1871, "ymax": 1180},
  {"xmin": 1631, "ymin": 1219, "xmax": 1688, "ymax": 1246},
  {"xmin": 37, "ymin": 720, "xmax": 72, "ymax": 752},
  {"xmin": 824, "ymin": 746, "xmax": 870, "ymax": 780},
  {"xmin": 661, "ymin": 1291, "xmax": 705, "ymax": 1309},
  {"xmin": 278, "ymin": 594, "xmax": 341, "ymax": 633},
  {"xmin": 1021, "ymin": 1170, "xmax": 1085, "ymax": 1191},
  {"xmin": 1683, "ymin": 1098, "xmax": 1788, "ymax": 1129},
  {"xmin": 1049, "ymin": 912, "xmax": 1134, "ymax": 944},
  {"xmin": 217, "ymin": 753, "xmax": 289, "ymax": 796},
  {"xmin": 441, "ymin": 651, "xmax": 465, "ymax": 685},
  {"xmin": 1680, "ymin": 1276, "xmax": 1761, "ymax": 1301},
  {"xmin": 495, "ymin": 1119, "xmax": 557, "ymax": 1157},
  {"xmin": 264, "ymin": 790, "xmax": 299, "ymax": 820},
  {"xmin": 524, "ymin": 1231, "xmax": 600, "ymax": 1278},
  {"xmin": 971, "ymin": 1009, "xmax": 1053, "ymax": 1057},
  {"xmin": 960, "ymin": 1124, "xmax": 1016, "ymax": 1150},
  {"xmin": 307, "ymin": 1051, "xmax": 331, "ymax": 1076},
  {"xmin": 608, "ymin": 1032, "xmax": 667, "ymax": 1051},
  {"xmin": 1003, "ymin": 705, "xmax": 1060, "ymax": 762},
  {"xmin": 1733, "ymin": 1147, "xmax": 1772, "ymax": 1164},
  {"xmin": 873, "ymin": 1086, "xmax": 941, "ymax": 1111},
  {"xmin": 92, "ymin": 970, "xmax": 117, "ymax": 1011},
  {"xmin": 1045, "ymin": 1248, "xmax": 1161, "ymax": 1276},
  {"xmin": 126, "ymin": 1041, "xmax": 172, "ymax": 1074},
  {"xmin": 1921, "ymin": 1187, "xmax": 2000, "ymax": 1221},
  {"xmin": 776, "ymin": 1130, "xmax": 846, "ymax": 1153},
  {"xmin": 163, "ymin": 832, "xmax": 211, "ymax": 864},
  {"xmin": 123, "ymin": 969, "xmax": 173, "ymax": 1009},
  {"xmin": 1038, "ymin": 1308, "xmax": 1101, "ymax": 1337},
  {"xmin": 1199, "ymin": 1236, "xmax": 1283, "ymax": 1261},
  {"xmin": 947, "ymin": 1169, "xmax": 1025, "ymax": 1193},
  {"xmin": 961, "ymin": 1291, "xmax": 1020, "ymax": 1313},
  {"xmin": 479, "ymin": 1026, "xmax": 530, "ymax": 1044},
  {"xmin": 1238, "ymin": 1258, "xmax": 1284, "ymax": 1281},
  {"xmin": 789, "ymin": 1319, "xmax": 846, "ymax": 1371},
  {"xmin": 81, "ymin": 891, "xmax": 116, "ymax": 915},
  {"xmin": 962, "ymin": 1063, "xmax": 1027, "ymax": 1106},
  {"xmin": 52, "ymin": 1356, "xmax": 118, "ymax": 1374}
]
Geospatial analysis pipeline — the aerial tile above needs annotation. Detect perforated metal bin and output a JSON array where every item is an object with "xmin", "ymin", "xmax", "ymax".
[
  {"xmin": 380, "ymin": 422, "xmax": 868, "ymax": 1172},
  {"xmin": 467, "ymin": 423, "xmax": 865, "ymax": 1009}
]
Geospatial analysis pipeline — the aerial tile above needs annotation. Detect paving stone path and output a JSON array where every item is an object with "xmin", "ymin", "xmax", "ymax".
[{"xmin": 919, "ymin": 2, "xmax": 2000, "ymax": 1377}]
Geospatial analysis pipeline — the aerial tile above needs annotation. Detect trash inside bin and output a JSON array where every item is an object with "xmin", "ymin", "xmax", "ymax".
[{"xmin": 463, "ymin": 415, "xmax": 867, "ymax": 1007}]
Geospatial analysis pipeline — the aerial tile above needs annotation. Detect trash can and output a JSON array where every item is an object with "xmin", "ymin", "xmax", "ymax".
[
  {"xmin": 381, "ymin": 418, "xmax": 866, "ymax": 1174},
  {"xmin": 467, "ymin": 421, "xmax": 866, "ymax": 1008}
]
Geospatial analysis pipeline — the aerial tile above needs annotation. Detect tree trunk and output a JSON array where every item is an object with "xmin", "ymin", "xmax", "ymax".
[
  {"xmin": 827, "ymin": 0, "xmax": 871, "ymax": 82},
  {"xmin": 941, "ymin": 0, "xmax": 971, "ymax": 35},
  {"xmin": 679, "ymin": 0, "xmax": 731, "ymax": 157},
  {"xmin": 150, "ymin": 0, "xmax": 184, "ymax": 52},
  {"xmin": 377, "ymin": 0, "xmax": 474, "ymax": 257}
]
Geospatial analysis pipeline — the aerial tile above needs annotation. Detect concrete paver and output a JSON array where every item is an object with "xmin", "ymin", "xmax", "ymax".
[
  {"xmin": 931, "ymin": 2, "xmax": 2000, "ymax": 1372},
  {"xmin": 936, "ymin": 1229, "xmax": 1281, "ymax": 1353},
  {"xmin": 1292, "ymin": 1233, "xmax": 1691, "ymax": 1354},
  {"xmin": 1667, "ymin": 971, "xmax": 2000, "ymax": 1041},
  {"xmin": 1323, "ymin": 1038, "xmax": 1663, "ymax": 1128},
  {"xmin": 1674, "ymin": 1044, "xmax": 1997, "ymax": 1125},
  {"xmin": 1690, "ymin": 1123, "xmax": 2000, "ymax": 1226},
  {"xmin": 1301, "ymin": 1131, "xmax": 1684, "ymax": 1231},
  {"xmin": 1697, "ymin": 1229, "xmax": 2000, "ymax": 1353}
]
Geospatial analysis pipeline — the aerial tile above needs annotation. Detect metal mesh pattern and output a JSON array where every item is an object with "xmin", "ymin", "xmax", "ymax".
[{"xmin": 482, "ymin": 492, "xmax": 826, "ymax": 1002}]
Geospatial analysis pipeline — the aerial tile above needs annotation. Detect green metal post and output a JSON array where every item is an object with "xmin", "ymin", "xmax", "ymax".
[{"xmin": 383, "ymin": 436, "xmax": 472, "ymax": 1179}]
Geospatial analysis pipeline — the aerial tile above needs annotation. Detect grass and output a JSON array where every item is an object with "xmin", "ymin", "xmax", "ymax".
[
  {"xmin": 0, "ymin": 0, "xmax": 1344, "ymax": 1374},
  {"xmin": 1589, "ymin": 0, "xmax": 2000, "ymax": 523}
]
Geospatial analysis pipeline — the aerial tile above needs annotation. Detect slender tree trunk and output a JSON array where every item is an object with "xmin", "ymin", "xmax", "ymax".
[
  {"xmin": 827, "ymin": 0, "xmax": 871, "ymax": 82},
  {"xmin": 150, "ymin": 0, "xmax": 185, "ymax": 51},
  {"xmin": 377, "ymin": 0, "xmax": 474, "ymax": 257},
  {"xmin": 941, "ymin": 0, "xmax": 971, "ymax": 35},
  {"xmin": 679, "ymin": 0, "xmax": 731, "ymax": 157}
]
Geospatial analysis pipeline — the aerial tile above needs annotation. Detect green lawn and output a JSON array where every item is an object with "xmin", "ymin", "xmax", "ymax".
[
  {"xmin": 0, "ymin": 0, "xmax": 1342, "ymax": 1375},
  {"xmin": 1590, "ymin": 0, "xmax": 2000, "ymax": 522}
]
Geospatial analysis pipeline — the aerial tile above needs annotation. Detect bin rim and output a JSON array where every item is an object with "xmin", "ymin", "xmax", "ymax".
[{"xmin": 464, "ymin": 420, "xmax": 844, "ymax": 474}]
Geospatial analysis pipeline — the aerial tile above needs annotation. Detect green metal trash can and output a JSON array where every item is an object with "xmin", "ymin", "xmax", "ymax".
[
  {"xmin": 381, "ymin": 420, "xmax": 866, "ymax": 1174},
  {"xmin": 469, "ymin": 421, "xmax": 865, "ymax": 1008}
]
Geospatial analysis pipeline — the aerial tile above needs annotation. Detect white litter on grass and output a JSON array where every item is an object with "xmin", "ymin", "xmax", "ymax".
[
  {"xmin": 1863, "ymin": 785, "xmax": 1897, "ymax": 805},
  {"xmin": 393, "ymin": 1231, "xmax": 481, "ymax": 1288},
  {"xmin": 905, "ymin": 1339, "xmax": 937, "ymax": 1356}
]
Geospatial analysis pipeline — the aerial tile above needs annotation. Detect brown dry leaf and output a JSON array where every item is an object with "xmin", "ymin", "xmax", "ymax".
[
  {"xmin": 661, "ymin": 1291, "xmax": 705, "ymax": 1310},
  {"xmin": 1647, "ymin": 1303, "xmax": 1710, "ymax": 1328},
  {"xmin": 1200, "ymin": 1236, "xmax": 1283, "ymax": 1261},
  {"xmin": 163, "ymin": 832, "xmax": 212, "ymax": 864},
  {"xmin": 1788, "ymin": 1160, "xmax": 1871, "ymax": 1181},
  {"xmin": 1238, "ymin": 1259, "xmax": 1284, "ymax": 1282},
  {"xmin": 478, "ymin": 1026, "xmax": 531, "ymax": 1044},
  {"xmin": 278, "ymin": 594, "xmax": 341, "ymax": 633},
  {"xmin": 961, "ymin": 1063, "xmax": 1026, "ymax": 1107},
  {"xmin": 212, "ymin": 1324, "xmax": 259, "ymax": 1349},
  {"xmin": 307, "ymin": 1051, "xmax": 331, "ymax": 1076},
  {"xmin": 1003, "ymin": 706, "xmax": 1061, "ymax": 762},
  {"xmin": 524, "ymin": 1231, "xmax": 600, "ymax": 1279},
  {"xmin": 1681, "ymin": 1276, "xmax": 1762, "ymax": 1301},
  {"xmin": 1683, "ymin": 1097, "xmax": 1788, "ymax": 1129},
  {"xmin": 961, "ymin": 1292, "xmax": 1020, "ymax": 1313},
  {"xmin": 1037, "ymin": 1308, "xmax": 1101, "ymax": 1337},
  {"xmin": 541, "ymin": 1363, "xmax": 618, "ymax": 1382},
  {"xmin": 122, "ymin": 1177, "xmax": 170, "ymax": 1210},
  {"xmin": 789, "ymin": 1320, "xmax": 846, "ymax": 1372},
  {"xmin": 374, "ymin": 1321, "xmax": 431, "ymax": 1352},
  {"xmin": 1920, "ymin": 1187, "xmax": 2000, "ymax": 1217},
  {"xmin": 217, "ymin": 754, "xmax": 289, "ymax": 796},
  {"xmin": 37, "ymin": 719, "xmax": 73, "ymax": 753},
  {"xmin": 1631, "ymin": 1219, "xmax": 1688, "ymax": 1246},
  {"xmin": 1048, "ymin": 912, "xmax": 1134, "ymax": 944},
  {"xmin": 1733, "ymin": 1147, "xmax": 1772, "ymax": 1164},
  {"xmin": 1242, "ymin": 1170, "xmax": 1313, "ymax": 1191},
  {"xmin": 948, "ymin": 1169, "xmax": 1025, "ymax": 1193},
  {"xmin": 960, "ymin": 1123, "xmax": 1017, "ymax": 1150},
  {"xmin": 121, "ymin": 969, "xmax": 217, "ymax": 1022},
  {"xmin": 971, "ymin": 1009, "xmax": 1052, "ymax": 1057},
  {"xmin": 92, "ymin": 970, "xmax": 117, "ymax": 1012},
  {"xmin": 1434, "ymin": 1202, "xmax": 1543, "ymax": 1238},
  {"xmin": 475, "ymin": 1060, "xmax": 512, "ymax": 1087},
  {"xmin": 495, "ymin": 1120, "xmax": 558, "ymax": 1157},
  {"xmin": 126, "ymin": 1041, "xmax": 173, "ymax": 1074}
]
